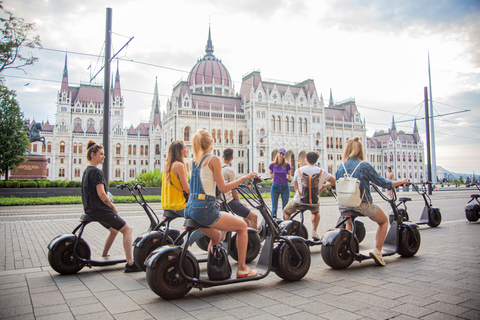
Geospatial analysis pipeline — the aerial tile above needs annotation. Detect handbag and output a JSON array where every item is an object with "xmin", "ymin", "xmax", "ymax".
[
  {"xmin": 170, "ymin": 180, "xmax": 189, "ymax": 202},
  {"xmin": 336, "ymin": 161, "xmax": 364, "ymax": 207},
  {"xmin": 207, "ymin": 244, "xmax": 232, "ymax": 280}
]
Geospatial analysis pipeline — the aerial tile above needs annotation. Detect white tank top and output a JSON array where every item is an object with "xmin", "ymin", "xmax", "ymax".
[{"xmin": 200, "ymin": 156, "xmax": 216, "ymax": 197}]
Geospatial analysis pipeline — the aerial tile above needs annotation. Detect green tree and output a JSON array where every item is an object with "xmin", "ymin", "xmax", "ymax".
[
  {"xmin": 0, "ymin": 84, "xmax": 29, "ymax": 180},
  {"xmin": 0, "ymin": 1, "xmax": 42, "ymax": 74}
]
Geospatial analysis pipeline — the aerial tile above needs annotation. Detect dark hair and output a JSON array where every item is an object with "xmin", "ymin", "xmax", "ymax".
[
  {"xmin": 86, "ymin": 139, "xmax": 103, "ymax": 161},
  {"xmin": 388, "ymin": 167, "xmax": 392, "ymax": 170},
  {"xmin": 164, "ymin": 141, "xmax": 186, "ymax": 184},
  {"xmin": 223, "ymin": 148, "xmax": 234, "ymax": 161},
  {"xmin": 306, "ymin": 152, "xmax": 318, "ymax": 164}
]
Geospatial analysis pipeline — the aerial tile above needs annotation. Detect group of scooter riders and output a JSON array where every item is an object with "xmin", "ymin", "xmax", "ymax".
[{"xmin": 82, "ymin": 130, "xmax": 409, "ymax": 275}]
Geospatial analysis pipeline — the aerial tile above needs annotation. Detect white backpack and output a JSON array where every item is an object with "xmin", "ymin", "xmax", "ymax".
[{"xmin": 336, "ymin": 161, "xmax": 364, "ymax": 207}]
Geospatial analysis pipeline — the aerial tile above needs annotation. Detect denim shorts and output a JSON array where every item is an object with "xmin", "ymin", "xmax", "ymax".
[
  {"xmin": 184, "ymin": 195, "xmax": 221, "ymax": 227},
  {"xmin": 339, "ymin": 201, "xmax": 379, "ymax": 217}
]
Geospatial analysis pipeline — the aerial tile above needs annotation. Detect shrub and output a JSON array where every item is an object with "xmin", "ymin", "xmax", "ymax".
[
  {"xmin": 37, "ymin": 180, "xmax": 47, "ymax": 188},
  {"xmin": 0, "ymin": 180, "xmax": 4, "ymax": 188},
  {"xmin": 25, "ymin": 181, "xmax": 37, "ymax": 188},
  {"xmin": 135, "ymin": 170, "xmax": 162, "ymax": 187},
  {"xmin": 57, "ymin": 181, "xmax": 66, "ymax": 188},
  {"xmin": 66, "ymin": 181, "xmax": 77, "ymax": 188},
  {"xmin": 76, "ymin": 181, "xmax": 82, "ymax": 187},
  {"xmin": 109, "ymin": 180, "xmax": 117, "ymax": 188},
  {"xmin": 51, "ymin": 180, "xmax": 59, "ymax": 187}
]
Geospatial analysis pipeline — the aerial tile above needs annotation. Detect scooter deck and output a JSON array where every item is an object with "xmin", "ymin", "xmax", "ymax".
[
  {"xmin": 89, "ymin": 255, "xmax": 126, "ymax": 266},
  {"xmin": 357, "ymin": 248, "xmax": 396, "ymax": 260}
]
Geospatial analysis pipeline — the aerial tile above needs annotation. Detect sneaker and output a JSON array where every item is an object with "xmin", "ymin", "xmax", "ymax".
[
  {"xmin": 369, "ymin": 248, "xmax": 386, "ymax": 266},
  {"xmin": 220, "ymin": 231, "xmax": 227, "ymax": 242},
  {"xmin": 311, "ymin": 230, "xmax": 320, "ymax": 241},
  {"xmin": 124, "ymin": 262, "xmax": 142, "ymax": 273},
  {"xmin": 237, "ymin": 266, "xmax": 258, "ymax": 278},
  {"xmin": 257, "ymin": 225, "xmax": 263, "ymax": 235}
]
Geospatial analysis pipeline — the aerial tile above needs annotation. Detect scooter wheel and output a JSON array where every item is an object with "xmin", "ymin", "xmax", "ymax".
[
  {"xmin": 146, "ymin": 251, "xmax": 198, "ymax": 300},
  {"xmin": 280, "ymin": 221, "xmax": 309, "ymax": 239},
  {"xmin": 321, "ymin": 232, "xmax": 359, "ymax": 270},
  {"xmin": 230, "ymin": 229, "xmax": 261, "ymax": 263},
  {"xmin": 273, "ymin": 239, "xmax": 311, "ymax": 281},
  {"xmin": 397, "ymin": 226, "xmax": 421, "ymax": 257},
  {"xmin": 354, "ymin": 220, "xmax": 366, "ymax": 244},
  {"xmin": 427, "ymin": 208, "xmax": 441, "ymax": 227},
  {"xmin": 195, "ymin": 235, "xmax": 210, "ymax": 252},
  {"xmin": 134, "ymin": 233, "xmax": 173, "ymax": 271},
  {"xmin": 389, "ymin": 209, "xmax": 409, "ymax": 224},
  {"xmin": 466, "ymin": 205, "xmax": 480, "ymax": 222},
  {"xmin": 48, "ymin": 239, "xmax": 89, "ymax": 275}
]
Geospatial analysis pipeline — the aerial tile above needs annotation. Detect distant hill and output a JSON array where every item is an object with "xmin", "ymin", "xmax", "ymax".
[{"xmin": 438, "ymin": 167, "xmax": 478, "ymax": 180}]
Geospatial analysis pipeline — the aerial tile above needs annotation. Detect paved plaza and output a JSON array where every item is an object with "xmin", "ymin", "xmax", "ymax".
[{"xmin": 0, "ymin": 189, "xmax": 479, "ymax": 319}]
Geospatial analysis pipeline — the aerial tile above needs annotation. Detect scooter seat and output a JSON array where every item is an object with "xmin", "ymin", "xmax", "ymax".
[
  {"xmin": 80, "ymin": 214, "xmax": 94, "ymax": 223},
  {"xmin": 399, "ymin": 197, "xmax": 412, "ymax": 202},
  {"xmin": 183, "ymin": 219, "xmax": 206, "ymax": 229},
  {"xmin": 163, "ymin": 210, "xmax": 182, "ymax": 219},
  {"xmin": 296, "ymin": 205, "xmax": 315, "ymax": 212},
  {"xmin": 471, "ymin": 194, "xmax": 480, "ymax": 199},
  {"xmin": 341, "ymin": 210, "xmax": 363, "ymax": 218}
]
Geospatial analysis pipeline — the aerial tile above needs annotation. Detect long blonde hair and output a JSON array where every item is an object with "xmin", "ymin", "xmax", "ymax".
[
  {"xmin": 192, "ymin": 129, "xmax": 212, "ymax": 165},
  {"xmin": 343, "ymin": 137, "xmax": 365, "ymax": 161},
  {"xmin": 164, "ymin": 140, "xmax": 187, "ymax": 184}
]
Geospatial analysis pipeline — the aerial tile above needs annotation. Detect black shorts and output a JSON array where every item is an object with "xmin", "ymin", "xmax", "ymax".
[
  {"xmin": 227, "ymin": 199, "xmax": 251, "ymax": 218},
  {"xmin": 87, "ymin": 210, "xmax": 127, "ymax": 231}
]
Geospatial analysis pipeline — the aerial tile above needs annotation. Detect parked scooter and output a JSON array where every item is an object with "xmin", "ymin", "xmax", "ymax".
[
  {"xmin": 465, "ymin": 182, "xmax": 480, "ymax": 222},
  {"xmin": 145, "ymin": 178, "xmax": 311, "ymax": 299},
  {"xmin": 389, "ymin": 182, "xmax": 442, "ymax": 228},
  {"xmin": 321, "ymin": 183, "xmax": 421, "ymax": 269}
]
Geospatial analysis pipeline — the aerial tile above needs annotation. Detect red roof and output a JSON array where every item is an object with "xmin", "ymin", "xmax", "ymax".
[
  {"xmin": 86, "ymin": 124, "xmax": 96, "ymax": 134},
  {"xmin": 42, "ymin": 121, "xmax": 53, "ymax": 132},
  {"xmin": 127, "ymin": 125, "xmax": 137, "ymax": 135},
  {"xmin": 73, "ymin": 123, "xmax": 84, "ymax": 133}
]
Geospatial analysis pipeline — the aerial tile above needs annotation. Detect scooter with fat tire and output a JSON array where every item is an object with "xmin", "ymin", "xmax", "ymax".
[
  {"xmin": 145, "ymin": 177, "xmax": 311, "ymax": 300},
  {"xmin": 321, "ymin": 183, "xmax": 421, "ymax": 269},
  {"xmin": 389, "ymin": 182, "xmax": 441, "ymax": 228},
  {"xmin": 465, "ymin": 182, "xmax": 480, "ymax": 222}
]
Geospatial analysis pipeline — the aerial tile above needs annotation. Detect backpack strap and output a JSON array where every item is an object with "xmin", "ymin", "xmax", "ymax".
[
  {"xmin": 341, "ymin": 161, "xmax": 363, "ymax": 177},
  {"xmin": 295, "ymin": 168, "xmax": 302, "ymax": 196}
]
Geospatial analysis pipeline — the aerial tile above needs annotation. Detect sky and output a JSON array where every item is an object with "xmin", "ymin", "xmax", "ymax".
[{"xmin": 2, "ymin": 0, "xmax": 480, "ymax": 175}]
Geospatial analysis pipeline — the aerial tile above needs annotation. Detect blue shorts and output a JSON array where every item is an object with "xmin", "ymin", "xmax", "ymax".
[
  {"xmin": 184, "ymin": 194, "xmax": 221, "ymax": 227},
  {"xmin": 227, "ymin": 199, "xmax": 251, "ymax": 218}
]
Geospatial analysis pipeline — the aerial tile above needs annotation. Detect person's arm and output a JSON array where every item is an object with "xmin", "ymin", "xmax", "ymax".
[
  {"xmin": 392, "ymin": 178, "xmax": 409, "ymax": 188},
  {"xmin": 319, "ymin": 176, "xmax": 336, "ymax": 194},
  {"xmin": 269, "ymin": 169, "xmax": 274, "ymax": 180},
  {"xmin": 173, "ymin": 162, "xmax": 190, "ymax": 194},
  {"xmin": 210, "ymin": 156, "xmax": 257, "ymax": 193},
  {"xmin": 286, "ymin": 168, "xmax": 291, "ymax": 182},
  {"xmin": 96, "ymin": 183, "xmax": 117, "ymax": 213}
]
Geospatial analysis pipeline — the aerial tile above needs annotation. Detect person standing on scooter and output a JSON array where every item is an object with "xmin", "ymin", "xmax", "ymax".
[
  {"xmin": 82, "ymin": 140, "xmax": 141, "ymax": 272},
  {"xmin": 185, "ymin": 129, "xmax": 258, "ymax": 278},
  {"xmin": 283, "ymin": 152, "xmax": 336, "ymax": 241},
  {"xmin": 269, "ymin": 148, "xmax": 291, "ymax": 218},
  {"xmin": 336, "ymin": 137, "xmax": 408, "ymax": 266}
]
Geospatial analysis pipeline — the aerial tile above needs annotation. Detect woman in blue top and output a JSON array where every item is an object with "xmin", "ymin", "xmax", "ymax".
[
  {"xmin": 269, "ymin": 148, "xmax": 291, "ymax": 218},
  {"xmin": 336, "ymin": 137, "xmax": 408, "ymax": 266}
]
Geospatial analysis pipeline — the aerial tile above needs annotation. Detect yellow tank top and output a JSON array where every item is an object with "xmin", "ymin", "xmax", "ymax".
[{"xmin": 161, "ymin": 171, "xmax": 186, "ymax": 210}]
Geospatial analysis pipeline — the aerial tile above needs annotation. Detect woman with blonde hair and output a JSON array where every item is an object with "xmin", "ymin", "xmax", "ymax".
[
  {"xmin": 81, "ymin": 140, "xmax": 140, "ymax": 272},
  {"xmin": 335, "ymin": 137, "xmax": 408, "ymax": 266},
  {"xmin": 185, "ymin": 129, "xmax": 258, "ymax": 278}
]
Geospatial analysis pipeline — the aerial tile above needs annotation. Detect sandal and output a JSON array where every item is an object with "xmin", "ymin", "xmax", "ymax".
[{"xmin": 237, "ymin": 266, "xmax": 257, "ymax": 278}]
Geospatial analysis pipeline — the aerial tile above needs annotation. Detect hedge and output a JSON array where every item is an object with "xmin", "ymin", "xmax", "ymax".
[{"xmin": 0, "ymin": 195, "xmax": 162, "ymax": 206}]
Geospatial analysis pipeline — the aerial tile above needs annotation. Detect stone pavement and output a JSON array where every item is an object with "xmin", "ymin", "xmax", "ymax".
[{"xmin": 0, "ymin": 189, "xmax": 479, "ymax": 319}]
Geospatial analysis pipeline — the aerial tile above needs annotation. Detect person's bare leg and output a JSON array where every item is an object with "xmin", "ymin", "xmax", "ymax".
[
  {"xmin": 245, "ymin": 211, "xmax": 258, "ymax": 229},
  {"xmin": 102, "ymin": 228, "xmax": 118, "ymax": 257},
  {"xmin": 311, "ymin": 212, "xmax": 320, "ymax": 232},
  {"xmin": 118, "ymin": 224, "xmax": 134, "ymax": 265},
  {"xmin": 369, "ymin": 208, "xmax": 388, "ymax": 251}
]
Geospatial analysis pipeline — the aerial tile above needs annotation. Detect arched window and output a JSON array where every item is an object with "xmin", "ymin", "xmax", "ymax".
[
  {"xmin": 140, "ymin": 145, "xmax": 144, "ymax": 155},
  {"xmin": 128, "ymin": 145, "xmax": 132, "ymax": 155},
  {"xmin": 272, "ymin": 115, "xmax": 276, "ymax": 131},
  {"xmin": 335, "ymin": 138, "xmax": 338, "ymax": 149},
  {"xmin": 224, "ymin": 130, "xmax": 228, "ymax": 143},
  {"xmin": 304, "ymin": 118, "xmax": 307, "ymax": 133},
  {"xmin": 73, "ymin": 143, "xmax": 77, "ymax": 154},
  {"xmin": 390, "ymin": 153, "xmax": 393, "ymax": 162},
  {"xmin": 277, "ymin": 116, "xmax": 281, "ymax": 131},
  {"xmin": 115, "ymin": 168, "xmax": 121, "ymax": 178},
  {"xmin": 230, "ymin": 130, "xmax": 234, "ymax": 143},
  {"xmin": 47, "ymin": 142, "xmax": 52, "ymax": 153},
  {"xmin": 155, "ymin": 144, "xmax": 160, "ymax": 155},
  {"xmin": 285, "ymin": 117, "xmax": 289, "ymax": 132},
  {"xmin": 397, "ymin": 152, "xmax": 400, "ymax": 161},
  {"xmin": 184, "ymin": 127, "xmax": 190, "ymax": 142},
  {"xmin": 116, "ymin": 143, "xmax": 121, "ymax": 155},
  {"xmin": 78, "ymin": 143, "xmax": 82, "ymax": 154},
  {"xmin": 145, "ymin": 145, "xmax": 149, "ymax": 156},
  {"xmin": 212, "ymin": 130, "xmax": 216, "ymax": 143},
  {"xmin": 339, "ymin": 138, "xmax": 342, "ymax": 149},
  {"xmin": 291, "ymin": 117, "xmax": 295, "ymax": 132},
  {"xmin": 408, "ymin": 153, "xmax": 411, "ymax": 162},
  {"xmin": 129, "ymin": 169, "xmax": 135, "ymax": 178},
  {"xmin": 217, "ymin": 130, "xmax": 221, "ymax": 143},
  {"xmin": 299, "ymin": 118, "xmax": 303, "ymax": 133},
  {"xmin": 60, "ymin": 141, "xmax": 65, "ymax": 153},
  {"xmin": 414, "ymin": 153, "xmax": 417, "ymax": 162},
  {"xmin": 58, "ymin": 168, "xmax": 65, "ymax": 177},
  {"xmin": 133, "ymin": 145, "xmax": 137, "ymax": 155},
  {"xmin": 33, "ymin": 143, "xmax": 37, "ymax": 153},
  {"xmin": 42, "ymin": 142, "xmax": 46, "ymax": 153},
  {"xmin": 238, "ymin": 163, "xmax": 244, "ymax": 174},
  {"xmin": 384, "ymin": 154, "xmax": 387, "ymax": 162},
  {"xmin": 239, "ymin": 131, "xmax": 243, "ymax": 144},
  {"xmin": 74, "ymin": 168, "xmax": 81, "ymax": 178}
]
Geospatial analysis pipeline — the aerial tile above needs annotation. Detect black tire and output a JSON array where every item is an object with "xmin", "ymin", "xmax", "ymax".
[
  {"xmin": 229, "ymin": 229, "xmax": 261, "ymax": 263},
  {"xmin": 389, "ymin": 209, "xmax": 409, "ymax": 224},
  {"xmin": 273, "ymin": 240, "xmax": 311, "ymax": 281},
  {"xmin": 427, "ymin": 208, "xmax": 441, "ymax": 227},
  {"xmin": 146, "ymin": 251, "xmax": 199, "ymax": 300},
  {"xmin": 281, "ymin": 221, "xmax": 309, "ymax": 239},
  {"xmin": 466, "ymin": 206, "xmax": 480, "ymax": 222},
  {"xmin": 321, "ymin": 232, "xmax": 359, "ymax": 269},
  {"xmin": 48, "ymin": 239, "xmax": 89, "ymax": 275},
  {"xmin": 397, "ymin": 226, "xmax": 421, "ymax": 257},
  {"xmin": 167, "ymin": 229, "xmax": 184, "ymax": 246},
  {"xmin": 354, "ymin": 221, "xmax": 366, "ymax": 244},
  {"xmin": 195, "ymin": 235, "xmax": 210, "ymax": 251},
  {"xmin": 134, "ymin": 233, "xmax": 173, "ymax": 271}
]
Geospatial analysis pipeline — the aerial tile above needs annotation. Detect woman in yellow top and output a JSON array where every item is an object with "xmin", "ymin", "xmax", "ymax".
[{"xmin": 161, "ymin": 141, "xmax": 190, "ymax": 214}]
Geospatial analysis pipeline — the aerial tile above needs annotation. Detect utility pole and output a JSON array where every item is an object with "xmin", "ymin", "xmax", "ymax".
[
  {"xmin": 103, "ymin": 8, "xmax": 112, "ymax": 189},
  {"xmin": 424, "ymin": 87, "xmax": 432, "ymax": 195},
  {"xmin": 428, "ymin": 52, "xmax": 437, "ymax": 184}
]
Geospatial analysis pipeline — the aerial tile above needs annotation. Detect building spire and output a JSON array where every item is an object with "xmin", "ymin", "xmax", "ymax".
[
  {"xmin": 150, "ymin": 77, "xmax": 162, "ymax": 128},
  {"xmin": 114, "ymin": 59, "xmax": 121, "ymax": 97},
  {"xmin": 61, "ymin": 52, "xmax": 69, "ymax": 93},
  {"xmin": 391, "ymin": 115, "xmax": 397, "ymax": 131},
  {"xmin": 205, "ymin": 24, "xmax": 214, "ymax": 56},
  {"xmin": 328, "ymin": 88, "xmax": 334, "ymax": 107}
]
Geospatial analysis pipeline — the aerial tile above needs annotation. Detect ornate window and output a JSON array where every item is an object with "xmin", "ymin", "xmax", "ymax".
[
  {"xmin": 60, "ymin": 141, "xmax": 65, "ymax": 153},
  {"xmin": 217, "ymin": 130, "xmax": 221, "ymax": 143},
  {"xmin": 128, "ymin": 145, "xmax": 132, "ymax": 155},
  {"xmin": 116, "ymin": 143, "xmax": 121, "ymax": 155},
  {"xmin": 115, "ymin": 168, "xmax": 121, "ymax": 178},
  {"xmin": 140, "ymin": 145, "xmax": 144, "ymax": 156},
  {"xmin": 272, "ymin": 115, "xmax": 276, "ymax": 131},
  {"xmin": 155, "ymin": 144, "xmax": 160, "ymax": 155},
  {"xmin": 212, "ymin": 129, "xmax": 216, "ymax": 142},
  {"xmin": 73, "ymin": 142, "xmax": 77, "ymax": 154},
  {"xmin": 145, "ymin": 145, "xmax": 149, "ymax": 156},
  {"xmin": 239, "ymin": 131, "xmax": 243, "ymax": 144},
  {"xmin": 184, "ymin": 127, "xmax": 190, "ymax": 142},
  {"xmin": 133, "ymin": 145, "xmax": 137, "ymax": 155},
  {"xmin": 224, "ymin": 130, "xmax": 228, "ymax": 143},
  {"xmin": 230, "ymin": 130, "xmax": 234, "ymax": 143},
  {"xmin": 47, "ymin": 142, "xmax": 52, "ymax": 153}
]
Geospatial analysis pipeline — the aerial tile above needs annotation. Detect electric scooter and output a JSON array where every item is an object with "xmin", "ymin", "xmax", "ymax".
[
  {"xmin": 389, "ymin": 182, "xmax": 442, "ymax": 228},
  {"xmin": 47, "ymin": 183, "xmax": 143, "ymax": 275},
  {"xmin": 145, "ymin": 177, "xmax": 311, "ymax": 300},
  {"xmin": 321, "ymin": 183, "xmax": 421, "ymax": 269},
  {"xmin": 465, "ymin": 182, "xmax": 480, "ymax": 222}
]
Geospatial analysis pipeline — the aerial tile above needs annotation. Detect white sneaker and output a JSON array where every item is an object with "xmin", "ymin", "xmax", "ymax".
[
  {"xmin": 311, "ymin": 230, "xmax": 320, "ymax": 241},
  {"xmin": 220, "ymin": 231, "xmax": 227, "ymax": 242},
  {"xmin": 369, "ymin": 248, "xmax": 386, "ymax": 266}
]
